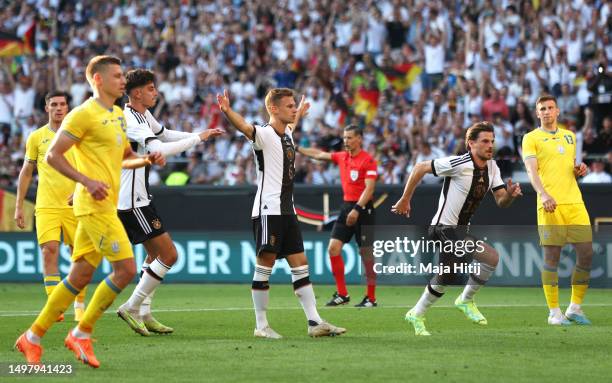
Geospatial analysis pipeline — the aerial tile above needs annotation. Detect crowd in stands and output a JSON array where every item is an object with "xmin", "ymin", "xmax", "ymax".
[{"xmin": 1, "ymin": 0, "xmax": 611, "ymax": 188}]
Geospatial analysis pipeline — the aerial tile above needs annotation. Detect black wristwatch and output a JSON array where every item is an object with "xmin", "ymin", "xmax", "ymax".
[{"xmin": 353, "ymin": 204, "xmax": 364, "ymax": 213}]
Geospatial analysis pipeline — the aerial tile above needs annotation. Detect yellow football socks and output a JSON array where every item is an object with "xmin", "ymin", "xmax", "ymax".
[
  {"xmin": 43, "ymin": 274, "xmax": 61, "ymax": 296},
  {"xmin": 31, "ymin": 279, "xmax": 80, "ymax": 337},
  {"xmin": 77, "ymin": 276, "xmax": 122, "ymax": 334},
  {"xmin": 75, "ymin": 285, "xmax": 87, "ymax": 305},
  {"xmin": 541, "ymin": 265, "xmax": 559, "ymax": 309},
  {"xmin": 570, "ymin": 266, "xmax": 590, "ymax": 305}
]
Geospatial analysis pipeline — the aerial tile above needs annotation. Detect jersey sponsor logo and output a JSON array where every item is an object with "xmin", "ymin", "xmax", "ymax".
[
  {"xmin": 116, "ymin": 133, "xmax": 123, "ymax": 147},
  {"xmin": 558, "ymin": 145, "xmax": 565, "ymax": 154},
  {"xmin": 41, "ymin": 138, "xmax": 50, "ymax": 144},
  {"xmin": 111, "ymin": 241, "xmax": 120, "ymax": 253},
  {"xmin": 152, "ymin": 218, "xmax": 162, "ymax": 230},
  {"xmin": 269, "ymin": 235, "xmax": 276, "ymax": 246},
  {"xmin": 350, "ymin": 169, "xmax": 359, "ymax": 181}
]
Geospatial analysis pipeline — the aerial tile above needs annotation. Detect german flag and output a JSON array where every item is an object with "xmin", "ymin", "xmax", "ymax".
[
  {"xmin": 0, "ymin": 20, "xmax": 36, "ymax": 57},
  {"xmin": 383, "ymin": 63, "xmax": 422, "ymax": 92},
  {"xmin": 353, "ymin": 87, "xmax": 380, "ymax": 123}
]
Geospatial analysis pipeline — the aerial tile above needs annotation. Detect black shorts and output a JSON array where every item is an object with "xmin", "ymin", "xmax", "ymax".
[
  {"xmin": 428, "ymin": 225, "xmax": 477, "ymax": 285},
  {"xmin": 118, "ymin": 203, "xmax": 166, "ymax": 244},
  {"xmin": 252, "ymin": 215, "xmax": 304, "ymax": 258},
  {"xmin": 330, "ymin": 201, "xmax": 375, "ymax": 247}
]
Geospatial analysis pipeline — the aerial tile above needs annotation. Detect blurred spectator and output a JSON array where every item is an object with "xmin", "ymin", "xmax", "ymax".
[
  {"xmin": 0, "ymin": 0, "xmax": 610, "ymax": 188},
  {"xmin": 407, "ymin": 141, "xmax": 444, "ymax": 185},
  {"xmin": 581, "ymin": 160, "xmax": 612, "ymax": 183}
]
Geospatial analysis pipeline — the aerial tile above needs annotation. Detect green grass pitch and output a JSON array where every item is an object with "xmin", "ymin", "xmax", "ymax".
[{"xmin": 1, "ymin": 284, "xmax": 611, "ymax": 382}]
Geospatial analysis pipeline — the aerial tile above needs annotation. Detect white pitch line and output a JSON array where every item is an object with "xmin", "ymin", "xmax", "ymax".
[{"xmin": 1, "ymin": 303, "xmax": 612, "ymax": 317}]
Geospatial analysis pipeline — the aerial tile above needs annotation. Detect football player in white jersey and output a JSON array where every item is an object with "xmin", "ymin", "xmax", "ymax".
[
  {"xmin": 392, "ymin": 122, "xmax": 522, "ymax": 336},
  {"xmin": 217, "ymin": 87, "xmax": 346, "ymax": 338},
  {"xmin": 116, "ymin": 69, "xmax": 222, "ymax": 336}
]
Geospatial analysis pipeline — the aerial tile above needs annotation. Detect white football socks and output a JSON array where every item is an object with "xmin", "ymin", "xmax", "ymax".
[
  {"xmin": 125, "ymin": 258, "xmax": 170, "ymax": 312},
  {"xmin": 291, "ymin": 265, "xmax": 323, "ymax": 324},
  {"xmin": 460, "ymin": 262, "xmax": 496, "ymax": 302},
  {"xmin": 413, "ymin": 284, "xmax": 446, "ymax": 316},
  {"xmin": 252, "ymin": 265, "xmax": 272, "ymax": 330}
]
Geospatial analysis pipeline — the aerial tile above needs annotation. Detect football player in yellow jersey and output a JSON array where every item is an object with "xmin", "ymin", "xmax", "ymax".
[
  {"xmin": 15, "ymin": 55, "xmax": 165, "ymax": 368},
  {"xmin": 522, "ymin": 94, "xmax": 593, "ymax": 326},
  {"xmin": 15, "ymin": 91, "xmax": 88, "ymax": 322}
]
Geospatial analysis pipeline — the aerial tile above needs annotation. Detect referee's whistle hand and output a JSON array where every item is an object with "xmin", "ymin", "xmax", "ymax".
[{"xmin": 346, "ymin": 210, "xmax": 359, "ymax": 226}]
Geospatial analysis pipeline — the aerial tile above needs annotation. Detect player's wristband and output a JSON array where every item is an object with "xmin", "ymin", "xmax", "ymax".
[{"xmin": 353, "ymin": 204, "xmax": 364, "ymax": 213}]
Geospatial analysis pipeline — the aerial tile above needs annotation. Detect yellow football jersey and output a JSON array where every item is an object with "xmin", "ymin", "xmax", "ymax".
[
  {"xmin": 24, "ymin": 124, "xmax": 77, "ymax": 210},
  {"xmin": 60, "ymin": 98, "xmax": 130, "ymax": 216},
  {"xmin": 522, "ymin": 127, "xmax": 584, "ymax": 207}
]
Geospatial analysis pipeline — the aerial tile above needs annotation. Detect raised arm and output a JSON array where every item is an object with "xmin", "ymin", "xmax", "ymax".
[
  {"xmin": 217, "ymin": 89, "xmax": 254, "ymax": 141},
  {"xmin": 296, "ymin": 146, "xmax": 332, "ymax": 161},
  {"xmin": 147, "ymin": 128, "xmax": 224, "ymax": 157},
  {"xmin": 391, "ymin": 160, "xmax": 432, "ymax": 217},
  {"xmin": 288, "ymin": 95, "xmax": 310, "ymax": 131},
  {"xmin": 14, "ymin": 160, "xmax": 35, "ymax": 229}
]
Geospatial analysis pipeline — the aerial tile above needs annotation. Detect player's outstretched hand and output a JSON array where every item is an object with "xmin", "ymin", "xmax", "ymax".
[
  {"xmin": 574, "ymin": 162, "xmax": 588, "ymax": 177},
  {"xmin": 199, "ymin": 128, "xmax": 225, "ymax": 141},
  {"xmin": 507, "ymin": 178, "xmax": 522, "ymax": 198},
  {"xmin": 391, "ymin": 198, "xmax": 411, "ymax": 217},
  {"xmin": 84, "ymin": 178, "xmax": 109, "ymax": 200},
  {"xmin": 541, "ymin": 191, "xmax": 557, "ymax": 213},
  {"xmin": 148, "ymin": 152, "xmax": 166, "ymax": 167},
  {"xmin": 14, "ymin": 207, "xmax": 25, "ymax": 229},
  {"xmin": 296, "ymin": 95, "xmax": 310, "ymax": 119},
  {"xmin": 216, "ymin": 89, "xmax": 231, "ymax": 113}
]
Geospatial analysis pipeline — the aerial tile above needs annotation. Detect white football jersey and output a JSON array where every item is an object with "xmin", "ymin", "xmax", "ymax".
[
  {"xmin": 251, "ymin": 123, "xmax": 297, "ymax": 218},
  {"xmin": 430, "ymin": 152, "xmax": 505, "ymax": 226}
]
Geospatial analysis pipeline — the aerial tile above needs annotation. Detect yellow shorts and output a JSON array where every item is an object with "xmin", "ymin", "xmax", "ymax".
[
  {"xmin": 72, "ymin": 212, "xmax": 133, "ymax": 267},
  {"xmin": 35, "ymin": 209, "xmax": 77, "ymax": 246},
  {"xmin": 537, "ymin": 204, "xmax": 592, "ymax": 246}
]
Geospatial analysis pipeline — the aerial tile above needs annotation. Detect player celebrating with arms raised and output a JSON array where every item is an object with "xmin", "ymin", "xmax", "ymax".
[
  {"xmin": 217, "ymin": 88, "xmax": 345, "ymax": 338},
  {"xmin": 522, "ymin": 95, "xmax": 593, "ymax": 326},
  {"xmin": 15, "ymin": 55, "xmax": 165, "ymax": 368},
  {"xmin": 15, "ymin": 91, "xmax": 88, "ymax": 321},
  {"xmin": 296, "ymin": 125, "xmax": 379, "ymax": 307}
]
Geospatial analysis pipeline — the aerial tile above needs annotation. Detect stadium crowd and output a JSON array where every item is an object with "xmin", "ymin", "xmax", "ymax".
[{"xmin": 0, "ymin": 0, "xmax": 611, "ymax": 187}]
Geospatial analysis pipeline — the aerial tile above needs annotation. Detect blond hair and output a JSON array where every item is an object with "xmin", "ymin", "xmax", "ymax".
[
  {"xmin": 264, "ymin": 88, "xmax": 295, "ymax": 113},
  {"xmin": 85, "ymin": 55, "xmax": 122, "ymax": 85}
]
